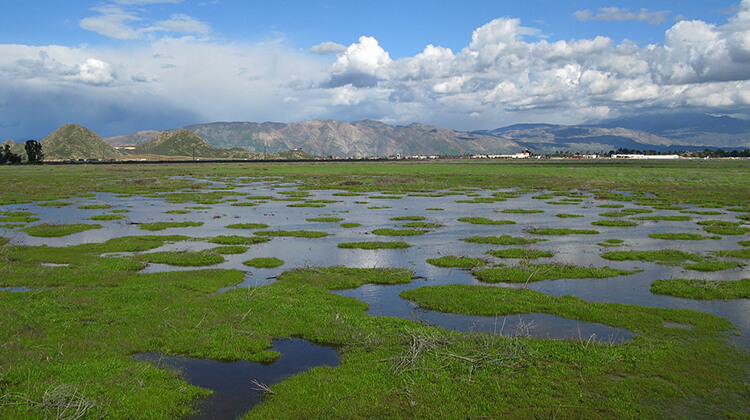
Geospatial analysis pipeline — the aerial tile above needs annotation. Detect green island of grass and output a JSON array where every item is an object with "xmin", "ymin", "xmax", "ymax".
[
  {"xmin": 556, "ymin": 213, "xmax": 584, "ymax": 218},
  {"xmin": 591, "ymin": 220, "xmax": 637, "ymax": 227},
  {"xmin": 340, "ymin": 222, "xmax": 362, "ymax": 228},
  {"xmin": 139, "ymin": 221, "xmax": 204, "ymax": 231},
  {"xmin": 306, "ymin": 217, "xmax": 344, "ymax": 222},
  {"xmin": 472, "ymin": 264, "xmax": 639, "ymax": 283},
  {"xmin": 487, "ymin": 248, "xmax": 554, "ymax": 259},
  {"xmin": 211, "ymin": 246, "xmax": 249, "ymax": 255},
  {"xmin": 243, "ymin": 257, "xmax": 284, "ymax": 268},
  {"xmin": 78, "ymin": 204, "xmax": 112, "ymax": 210},
  {"xmin": 254, "ymin": 230, "xmax": 329, "ymax": 238},
  {"xmin": 21, "ymin": 223, "xmax": 103, "ymax": 237},
  {"xmin": 712, "ymin": 249, "xmax": 750, "ymax": 259},
  {"xmin": 602, "ymin": 250, "xmax": 702, "ymax": 264},
  {"xmin": 390, "ymin": 216, "xmax": 425, "ymax": 221},
  {"xmin": 426, "ymin": 256, "xmax": 486, "ymax": 268},
  {"xmin": 399, "ymin": 222, "xmax": 441, "ymax": 228},
  {"xmin": 225, "ymin": 223, "xmax": 270, "ymax": 230},
  {"xmin": 648, "ymin": 233, "xmax": 721, "ymax": 240},
  {"xmin": 90, "ymin": 214, "xmax": 126, "ymax": 221},
  {"xmin": 699, "ymin": 220, "xmax": 750, "ymax": 235},
  {"xmin": 337, "ymin": 241, "xmax": 411, "ymax": 249},
  {"xmin": 500, "ymin": 209, "xmax": 544, "ymax": 214},
  {"xmin": 457, "ymin": 217, "xmax": 515, "ymax": 225},
  {"xmin": 651, "ymin": 278, "xmax": 750, "ymax": 299},
  {"xmin": 372, "ymin": 228, "xmax": 425, "ymax": 236},
  {"xmin": 208, "ymin": 235, "xmax": 271, "ymax": 245},
  {"xmin": 631, "ymin": 215, "xmax": 692, "ymax": 221},
  {"xmin": 138, "ymin": 250, "xmax": 225, "ymax": 267},
  {"xmin": 597, "ymin": 239, "xmax": 625, "ymax": 247},
  {"xmin": 684, "ymin": 261, "xmax": 745, "ymax": 272},
  {"xmin": 277, "ymin": 266, "xmax": 413, "ymax": 289}
]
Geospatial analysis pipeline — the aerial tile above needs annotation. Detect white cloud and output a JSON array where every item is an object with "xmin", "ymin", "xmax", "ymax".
[
  {"xmin": 309, "ymin": 42, "xmax": 347, "ymax": 55},
  {"xmin": 80, "ymin": 3, "xmax": 210, "ymax": 39},
  {"xmin": 574, "ymin": 7, "xmax": 669, "ymax": 24},
  {"xmin": 72, "ymin": 58, "xmax": 115, "ymax": 85}
]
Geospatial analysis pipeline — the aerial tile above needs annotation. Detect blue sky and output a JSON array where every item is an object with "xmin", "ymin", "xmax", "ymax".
[{"xmin": 1, "ymin": 0, "xmax": 749, "ymax": 139}]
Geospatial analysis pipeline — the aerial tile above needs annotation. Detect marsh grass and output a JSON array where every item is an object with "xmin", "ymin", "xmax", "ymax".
[
  {"xmin": 556, "ymin": 213, "xmax": 584, "ymax": 218},
  {"xmin": 110, "ymin": 209, "xmax": 131, "ymax": 213},
  {"xmin": 462, "ymin": 235, "xmax": 545, "ymax": 245},
  {"xmin": 699, "ymin": 220, "xmax": 750, "ymax": 235},
  {"xmin": 712, "ymin": 249, "xmax": 750, "ymax": 259},
  {"xmin": 21, "ymin": 223, "xmax": 103, "ymax": 237},
  {"xmin": 90, "ymin": 215, "xmax": 126, "ymax": 221},
  {"xmin": 255, "ymin": 230, "xmax": 329, "ymax": 238},
  {"xmin": 598, "ymin": 239, "xmax": 625, "ymax": 247},
  {"xmin": 0, "ymin": 212, "xmax": 40, "ymax": 223},
  {"xmin": 680, "ymin": 210, "xmax": 722, "ymax": 215},
  {"xmin": 243, "ymin": 257, "xmax": 284, "ymax": 268},
  {"xmin": 599, "ymin": 209, "xmax": 652, "ymax": 217},
  {"xmin": 684, "ymin": 261, "xmax": 745, "ymax": 272},
  {"xmin": 390, "ymin": 216, "xmax": 425, "ymax": 221},
  {"xmin": 340, "ymin": 223, "xmax": 361, "ymax": 228},
  {"xmin": 373, "ymin": 228, "xmax": 426, "ymax": 236},
  {"xmin": 631, "ymin": 216, "xmax": 692, "ymax": 221},
  {"xmin": 457, "ymin": 217, "xmax": 515, "ymax": 225},
  {"xmin": 211, "ymin": 245, "xmax": 249, "ymax": 254},
  {"xmin": 400, "ymin": 222, "xmax": 441, "ymax": 228},
  {"xmin": 138, "ymin": 250, "xmax": 225, "ymax": 266},
  {"xmin": 208, "ymin": 235, "xmax": 271, "ymax": 245},
  {"xmin": 277, "ymin": 266, "xmax": 412, "ymax": 289},
  {"xmin": 649, "ymin": 233, "xmax": 721, "ymax": 240},
  {"xmin": 528, "ymin": 228, "xmax": 599, "ymax": 235},
  {"xmin": 591, "ymin": 220, "xmax": 637, "ymax": 227},
  {"xmin": 487, "ymin": 248, "xmax": 554, "ymax": 259},
  {"xmin": 425, "ymin": 208, "xmax": 444, "ymax": 211},
  {"xmin": 306, "ymin": 217, "xmax": 344, "ymax": 223},
  {"xmin": 500, "ymin": 209, "xmax": 543, "ymax": 214},
  {"xmin": 602, "ymin": 250, "xmax": 702, "ymax": 264},
  {"xmin": 225, "ymin": 223, "xmax": 270, "ymax": 230},
  {"xmin": 139, "ymin": 221, "xmax": 203, "ymax": 231},
  {"xmin": 287, "ymin": 203, "xmax": 326, "ymax": 208},
  {"xmin": 78, "ymin": 204, "xmax": 111, "ymax": 210},
  {"xmin": 337, "ymin": 241, "xmax": 411, "ymax": 249},
  {"xmin": 473, "ymin": 264, "xmax": 638, "ymax": 283},
  {"xmin": 164, "ymin": 210, "xmax": 191, "ymax": 214},
  {"xmin": 426, "ymin": 256, "xmax": 486, "ymax": 268},
  {"xmin": 367, "ymin": 206, "xmax": 391, "ymax": 209},
  {"xmin": 651, "ymin": 278, "xmax": 750, "ymax": 299},
  {"xmin": 37, "ymin": 201, "xmax": 73, "ymax": 207}
]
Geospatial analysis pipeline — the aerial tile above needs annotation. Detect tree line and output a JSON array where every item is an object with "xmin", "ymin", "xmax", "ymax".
[{"xmin": 0, "ymin": 140, "xmax": 43, "ymax": 164}]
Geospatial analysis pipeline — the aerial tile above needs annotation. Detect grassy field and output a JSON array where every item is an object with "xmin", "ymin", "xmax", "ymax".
[{"xmin": 0, "ymin": 160, "xmax": 748, "ymax": 419}]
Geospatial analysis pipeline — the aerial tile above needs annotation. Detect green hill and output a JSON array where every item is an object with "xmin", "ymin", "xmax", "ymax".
[
  {"xmin": 135, "ymin": 130, "xmax": 230, "ymax": 158},
  {"xmin": 42, "ymin": 124, "xmax": 122, "ymax": 160}
]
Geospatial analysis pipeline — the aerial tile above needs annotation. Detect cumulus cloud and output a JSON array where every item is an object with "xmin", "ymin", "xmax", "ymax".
[{"xmin": 574, "ymin": 7, "xmax": 669, "ymax": 24}]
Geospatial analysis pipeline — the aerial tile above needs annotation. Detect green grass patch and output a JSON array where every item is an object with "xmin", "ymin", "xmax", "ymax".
[
  {"xmin": 631, "ymin": 215, "xmax": 692, "ymax": 221},
  {"xmin": 243, "ymin": 257, "xmax": 284, "ymax": 268},
  {"xmin": 684, "ymin": 261, "xmax": 745, "ymax": 272},
  {"xmin": 372, "ymin": 228, "xmax": 425, "ymax": 236},
  {"xmin": 287, "ymin": 203, "xmax": 326, "ymax": 208},
  {"xmin": 390, "ymin": 216, "xmax": 425, "ymax": 221},
  {"xmin": 340, "ymin": 223, "xmax": 361, "ymax": 228},
  {"xmin": 37, "ymin": 201, "xmax": 73, "ymax": 207},
  {"xmin": 457, "ymin": 217, "xmax": 516, "ymax": 225},
  {"xmin": 110, "ymin": 209, "xmax": 131, "ymax": 213},
  {"xmin": 277, "ymin": 266, "xmax": 413, "ymax": 289},
  {"xmin": 425, "ymin": 208, "xmax": 444, "ymax": 211},
  {"xmin": 186, "ymin": 206, "xmax": 213, "ymax": 210},
  {"xmin": 399, "ymin": 222, "xmax": 440, "ymax": 228},
  {"xmin": 487, "ymin": 248, "xmax": 554, "ymax": 259},
  {"xmin": 306, "ymin": 217, "xmax": 344, "ymax": 222},
  {"xmin": 556, "ymin": 213, "xmax": 584, "ymax": 218},
  {"xmin": 21, "ymin": 223, "xmax": 103, "ymax": 237},
  {"xmin": 225, "ymin": 223, "xmax": 270, "ymax": 230},
  {"xmin": 651, "ymin": 278, "xmax": 750, "ymax": 299},
  {"xmin": 473, "ymin": 264, "xmax": 638, "ymax": 283},
  {"xmin": 208, "ymin": 235, "xmax": 271, "ymax": 245},
  {"xmin": 400, "ymin": 284, "xmax": 733, "ymax": 338},
  {"xmin": 211, "ymin": 245, "xmax": 249, "ymax": 255},
  {"xmin": 254, "ymin": 230, "xmax": 329, "ymax": 238},
  {"xmin": 528, "ymin": 228, "xmax": 599, "ymax": 235},
  {"xmin": 739, "ymin": 240, "xmax": 750, "ymax": 247},
  {"xmin": 591, "ymin": 220, "xmax": 637, "ymax": 227},
  {"xmin": 139, "ymin": 221, "xmax": 204, "ymax": 231},
  {"xmin": 231, "ymin": 202, "xmax": 259, "ymax": 207},
  {"xmin": 164, "ymin": 210, "xmax": 191, "ymax": 214},
  {"xmin": 78, "ymin": 204, "xmax": 112, "ymax": 209},
  {"xmin": 138, "ymin": 250, "xmax": 225, "ymax": 266},
  {"xmin": 426, "ymin": 256, "xmax": 486, "ymax": 268},
  {"xmin": 461, "ymin": 235, "xmax": 545, "ymax": 245},
  {"xmin": 0, "ymin": 211, "xmax": 40, "ymax": 223},
  {"xmin": 500, "ymin": 209, "xmax": 543, "ymax": 214},
  {"xmin": 90, "ymin": 214, "xmax": 126, "ymax": 221},
  {"xmin": 337, "ymin": 241, "xmax": 411, "ymax": 249},
  {"xmin": 599, "ymin": 209, "xmax": 652, "ymax": 217},
  {"xmin": 597, "ymin": 239, "xmax": 625, "ymax": 247},
  {"xmin": 648, "ymin": 233, "xmax": 721, "ymax": 240},
  {"xmin": 598, "ymin": 204, "xmax": 625, "ymax": 208},
  {"xmin": 602, "ymin": 250, "xmax": 702, "ymax": 264},
  {"xmin": 699, "ymin": 220, "xmax": 750, "ymax": 235},
  {"xmin": 651, "ymin": 205, "xmax": 684, "ymax": 210},
  {"xmin": 367, "ymin": 206, "xmax": 392, "ymax": 209},
  {"xmin": 680, "ymin": 210, "xmax": 722, "ymax": 215}
]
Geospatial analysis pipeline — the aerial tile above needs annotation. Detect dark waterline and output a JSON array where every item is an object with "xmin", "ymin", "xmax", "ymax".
[{"xmin": 134, "ymin": 339, "xmax": 339, "ymax": 420}]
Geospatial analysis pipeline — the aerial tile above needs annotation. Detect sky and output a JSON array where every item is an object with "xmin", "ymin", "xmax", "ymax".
[{"xmin": 1, "ymin": 0, "xmax": 749, "ymax": 140}]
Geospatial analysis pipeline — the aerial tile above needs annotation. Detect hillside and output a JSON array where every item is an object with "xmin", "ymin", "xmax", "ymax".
[
  {"xmin": 134, "ymin": 130, "xmax": 227, "ymax": 158},
  {"xmin": 42, "ymin": 124, "xmax": 122, "ymax": 160}
]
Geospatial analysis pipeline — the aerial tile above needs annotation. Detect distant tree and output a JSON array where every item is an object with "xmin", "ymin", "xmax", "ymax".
[
  {"xmin": 24, "ymin": 140, "xmax": 43, "ymax": 164},
  {"xmin": 0, "ymin": 145, "xmax": 22, "ymax": 164}
]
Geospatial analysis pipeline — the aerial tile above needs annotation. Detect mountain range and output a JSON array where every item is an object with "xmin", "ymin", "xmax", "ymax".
[{"xmin": 106, "ymin": 112, "xmax": 750, "ymax": 157}]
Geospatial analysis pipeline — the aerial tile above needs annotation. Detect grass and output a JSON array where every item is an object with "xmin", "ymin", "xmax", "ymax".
[
  {"xmin": 287, "ymin": 203, "xmax": 326, "ymax": 208},
  {"xmin": 306, "ymin": 217, "xmax": 344, "ymax": 222},
  {"xmin": 90, "ymin": 214, "xmax": 126, "ymax": 221},
  {"xmin": 164, "ymin": 210, "xmax": 191, "ymax": 214},
  {"xmin": 254, "ymin": 230, "xmax": 328, "ymax": 238},
  {"xmin": 487, "ymin": 248, "xmax": 554, "ymax": 259},
  {"xmin": 400, "ymin": 284, "xmax": 734, "ymax": 338},
  {"xmin": 699, "ymin": 220, "xmax": 750, "ymax": 235},
  {"xmin": 211, "ymin": 245, "xmax": 249, "ymax": 254},
  {"xmin": 0, "ymin": 212, "xmax": 40, "ymax": 223},
  {"xmin": 712, "ymin": 249, "xmax": 750, "ymax": 259},
  {"xmin": 651, "ymin": 278, "xmax": 750, "ymax": 299},
  {"xmin": 390, "ymin": 216, "xmax": 425, "ymax": 221},
  {"xmin": 461, "ymin": 235, "xmax": 545, "ymax": 245},
  {"xmin": 500, "ymin": 209, "xmax": 543, "ymax": 214},
  {"xmin": 243, "ymin": 257, "xmax": 284, "ymax": 268},
  {"xmin": 684, "ymin": 261, "xmax": 745, "ymax": 272},
  {"xmin": 399, "ymin": 222, "xmax": 441, "ymax": 228},
  {"xmin": 276, "ymin": 266, "xmax": 413, "ymax": 289},
  {"xmin": 649, "ymin": 233, "xmax": 721, "ymax": 240},
  {"xmin": 597, "ymin": 239, "xmax": 625, "ymax": 247},
  {"xmin": 599, "ymin": 209, "xmax": 652, "ymax": 217},
  {"xmin": 208, "ymin": 235, "xmax": 271, "ymax": 245},
  {"xmin": 138, "ymin": 250, "xmax": 225, "ymax": 266},
  {"xmin": 78, "ymin": 204, "xmax": 111, "ymax": 209},
  {"xmin": 457, "ymin": 217, "xmax": 515, "ymax": 225},
  {"xmin": 602, "ymin": 250, "xmax": 702, "ymax": 264},
  {"xmin": 631, "ymin": 216, "xmax": 692, "ymax": 221},
  {"xmin": 556, "ymin": 213, "xmax": 584, "ymax": 218},
  {"xmin": 21, "ymin": 223, "xmax": 102, "ymax": 237},
  {"xmin": 591, "ymin": 220, "xmax": 637, "ymax": 227},
  {"xmin": 528, "ymin": 228, "xmax": 599, "ymax": 235},
  {"xmin": 37, "ymin": 201, "xmax": 73, "ymax": 207},
  {"xmin": 680, "ymin": 210, "xmax": 722, "ymax": 215},
  {"xmin": 372, "ymin": 228, "xmax": 426, "ymax": 236},
  {"xmin": 225, "ymin": 223, "xmax": 270, "ymax": 230},
  {"xmin": 110, "ymin": 209, "xmax": 131, "ymax": 213},
  {"xmin": 472, "ymin": 264, "xmax": 639, "ymax": 283},
  {"xmin": 139, "ymin": 221, "xmax": 204, "ymax": 231},
  {"xmin": 337, "ymin": 241, "xmax": 411, "ymax": 249},
  {"xmin": 426, "ymin": 256, "xmax": 486, "ymax": 268},
  {"xmin": 340, "ymin": 223, "xmax": 361, "ymax": 228},
  {"xmin": 367, "ymin": 206, "xmax": 391, "ymax": 209},
  {"xmin": 425, "ymin": 208, "xmax": 444, "ymax": 211}
]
